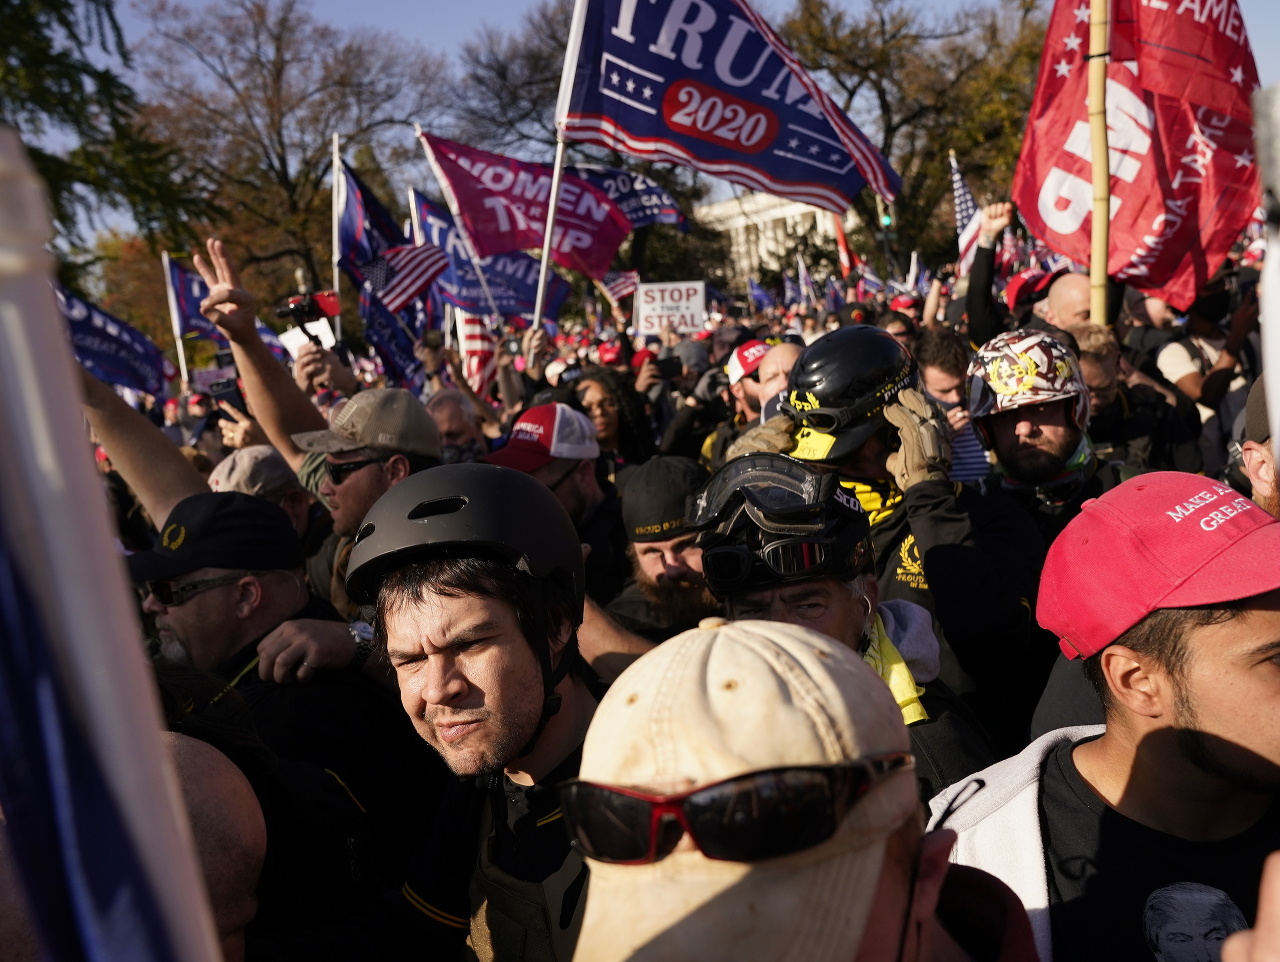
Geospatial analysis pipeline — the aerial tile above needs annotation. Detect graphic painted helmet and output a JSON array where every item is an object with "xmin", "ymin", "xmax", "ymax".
[
  {"xmin": 967, "ymin": 329, "xmax": 1089, "ymax": 448},
  {"xmin": 781, "ymin": 326, "xmax": 917, "ymax": 464}
]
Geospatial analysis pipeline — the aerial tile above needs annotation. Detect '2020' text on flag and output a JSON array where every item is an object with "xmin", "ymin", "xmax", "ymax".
[
  {"xmin": 420, "ymin": 133, "xmax": 632, "ymax": 280},
  {"xmin": 1013, "ymin": 0, "xmax": 1260, "ymax": 308},
  {"xmin": 556, "ymin": 0, "xmax": 900, "ymax": 213}
]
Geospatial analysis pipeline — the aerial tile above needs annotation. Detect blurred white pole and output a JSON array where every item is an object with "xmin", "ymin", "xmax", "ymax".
[{"xmin": 1253, "ymin": 86, "xmax": 1280, "ymax": 463}]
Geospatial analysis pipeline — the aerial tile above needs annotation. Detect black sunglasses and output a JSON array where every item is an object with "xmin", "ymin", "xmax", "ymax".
[
  {"xmin": 559, "ymin": 753, "xmax": 913, "ymax": 865},
  {"xmin": 325, "ymin": 456, "xmax": 387, "ymax": 486},
  {"xmin": 700, "ymin": 537, "xmax": 872, "ymax": 592},
  {"xmin": 144, "ymin": 571, "xmax": 264, "ymax": 607}
]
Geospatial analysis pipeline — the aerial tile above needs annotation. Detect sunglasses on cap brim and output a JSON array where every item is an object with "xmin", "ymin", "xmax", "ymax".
[{"xmin": 559, "ymin": 754, "xmax": 914, "ymax": 865}]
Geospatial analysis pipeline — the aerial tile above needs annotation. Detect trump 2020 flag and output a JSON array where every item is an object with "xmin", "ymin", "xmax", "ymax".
[
  {"xmin": 420, "ymin": 133, "xmax": 632, "ymax": 280},
  {"xmin": 566, "ymin": 165, "xmax": 689, "ymax": 231},
  {"xmin": 412, "ymin": 190, "xmax": 572, "ymax": 320},
  {"xmin": 163, "ymin": 256, "xmax": 289, "ymax": 361},
  {"xmin": 556, "ymin": 0, "xmax": 900, "ymax": 213},
  {"xmin": 359, "ymin": 290, "xmax": 425, "ymax": 393},
  {"xmin": 57, "ymin": 287, "xmax": 167, "ymax": 396}
]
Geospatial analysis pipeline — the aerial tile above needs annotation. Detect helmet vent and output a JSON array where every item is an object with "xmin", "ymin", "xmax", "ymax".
[
  {"xmin": 353, "ymin": 522, "xmax": 375, "ymax": 545},
  {"xmin": 408, "ymin": 496, "xmax": 468, "ymax": 521}
]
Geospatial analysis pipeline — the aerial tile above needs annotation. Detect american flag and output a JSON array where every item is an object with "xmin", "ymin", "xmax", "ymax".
[
  {"xmin": 601, "ymin": 269, "xmax": 640, "ymax": 305},
  {"xmin": 950, "ymin": 152, "xmax": 981, "ymax": 278},
  {"xmin": 459, "ymin": 314, "xmax": 497, "ymax": 398},
  {"xmin": 361, "ymin": 243, "xmax": 449, "ymax": 314},
  {"xmin": 995, "ymin": 227, "xmax": 1019, "ymax": 278}
]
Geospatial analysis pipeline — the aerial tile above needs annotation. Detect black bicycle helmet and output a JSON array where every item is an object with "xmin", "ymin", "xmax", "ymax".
[
  {"xmin": 689, "ymin": 454, "xmax": 874, "ymax": 598},
  {"xmin": 345, "ymin": 462, "xmax": 585, "ymax": 616},
  {"xmin": 781, "ymin": 326, "xmax": 917, "ymax": 464}
]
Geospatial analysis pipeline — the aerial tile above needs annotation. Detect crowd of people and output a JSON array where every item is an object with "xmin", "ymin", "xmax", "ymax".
[{"xmin": 3, "ymin": 214, "xmax": 1278, "ymax": 962}]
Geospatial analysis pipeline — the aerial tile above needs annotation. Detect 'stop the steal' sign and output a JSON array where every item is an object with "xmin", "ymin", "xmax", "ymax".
[
  {"xmin": 635, "ymin": 281, "xmax": 705, "ymax": 334},
  {"xmin": 556, "ymin": 0, "xmax": 900, "ymax": 213}
]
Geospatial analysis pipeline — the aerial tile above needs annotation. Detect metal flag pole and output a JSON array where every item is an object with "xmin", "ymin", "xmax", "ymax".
[
  {"xmin": 331, "ymin": 132, "xmax": 344, "ymax": 343},
  {"xmin": 1087, "ymin": 0, "xmax": 1110, "ymax": 326},
  {"xmin": 416, "ymin": 124, "xmax": 504, "ymax": 327},
  {"xmin": 530, "ymin": 135, "xmax": 568, "ymax": 334},
  {"xmin": 160, "ymin": 250, "xmax": 189, "ymax": 387},
  {"xmin": 1252, "ymin": 84, "xmax": 1280, "ymax": 467}
]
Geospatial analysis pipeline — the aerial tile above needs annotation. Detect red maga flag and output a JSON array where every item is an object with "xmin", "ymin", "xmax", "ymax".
[
  {"xmin": 421, "ymin": 133, "xmax": 632, "ymax": 280},
  {"xmin": 1013, "ymin": 0, "xmax": 1260, "ymax": 309}
]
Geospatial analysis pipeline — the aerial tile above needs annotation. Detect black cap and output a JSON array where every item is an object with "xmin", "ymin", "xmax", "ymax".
[
  {"xmin": 127, "ymin": 493, "xmax": 305, "ymax": 583},
  {"xmin": 620, "ymin": 457, "xmax": 709, "ymax": 543},
  {"xmin": 1246, "ymin": 374, "xmax": 1269, "ymax": 444}
]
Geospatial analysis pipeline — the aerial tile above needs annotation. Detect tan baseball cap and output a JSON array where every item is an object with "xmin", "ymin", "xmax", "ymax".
[
  {"xmin": 291, "ymin": 388, "xmax": 440, "ymax": 458},
  {"xmin": 573, "ymin": 618, "xmax": 918, "ymax": 962},
  {"xmin": 207, "ymin": 445, "xmax": 301, "ymax": 501}
]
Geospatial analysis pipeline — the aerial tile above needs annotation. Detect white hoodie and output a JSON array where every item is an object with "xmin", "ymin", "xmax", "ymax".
[{"xmin": 926, "ymin": 725, "xmax": 1106, "ymax": 962}]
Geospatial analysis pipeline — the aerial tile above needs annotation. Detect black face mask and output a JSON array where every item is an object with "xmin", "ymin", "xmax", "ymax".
[
  {"xmin": 1191, "ymin": 290, "xmax": 1231, "ymax": 323},
  {"xmin": 924, "ymin": 391, "xmax": 959, "ymax": 412},
  {"xmin": 440, "ymin": 441, "xmax": 487, "ymax": 465}
]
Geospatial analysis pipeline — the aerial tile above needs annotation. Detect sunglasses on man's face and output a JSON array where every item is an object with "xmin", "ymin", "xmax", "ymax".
[
  {"xmin": 144, "ymin": 572, "xmax": 261, "ymax": 607},
  {"xmin": 559, "ymin": 753, "xmax": 913, "ymax": 865},
  {"xmin": 324, "ymin": 456, "xmax": 386, "ymax": 486}
]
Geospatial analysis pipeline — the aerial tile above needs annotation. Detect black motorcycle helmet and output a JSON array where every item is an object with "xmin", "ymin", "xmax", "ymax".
[
  {"xmin": 688, "ymin": 454, "xmax": 875, "ymax": 599},
  {"xmin": 345, "ymin": 463, "xmax": 586, "ymax": 742},
  {"xmin": 781, "ymin": 325, "xmax": 917, "ymax": 464}
]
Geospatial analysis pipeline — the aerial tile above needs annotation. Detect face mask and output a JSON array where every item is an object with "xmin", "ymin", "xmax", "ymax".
[
  {"xmin": 924, "ymin": 391, "xmax": 959, "ymax": 412},
  {"xmin": 440, "ymin": 441, "xmax": 486, "ymax": 465}
]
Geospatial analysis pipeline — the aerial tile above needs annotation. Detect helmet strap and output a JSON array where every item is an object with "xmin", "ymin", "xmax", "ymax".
[{"xmin": 515, "ymin": 580, "xmax": 580, "ymax": 759}]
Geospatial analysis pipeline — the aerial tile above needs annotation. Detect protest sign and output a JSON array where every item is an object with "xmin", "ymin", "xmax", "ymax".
[{"xmin": 634, "ymin": 281, "xmax": 705, "ymax": 334}]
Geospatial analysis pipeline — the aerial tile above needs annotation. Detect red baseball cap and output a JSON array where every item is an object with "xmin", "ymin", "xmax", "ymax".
[
  {"xmin": 1004, "ymin": 267, "xmax": 1066, "ymax": 310},
  {"xmin": 725, "ymin": 340, "xmax": 770, "ymax": 385},
  {"xmin": 630, "ymin": 348, "xmax": 655, "ymax": 371},
  {"xmin": 482, "ymin": 402, "xmax": 599, "ymax": 473},
  {"xmin": 1038, "ymin": 472, "xmax": 1280, "ymax": 659},
  {"xmin": 597, "ymin": 342, "xmax": 623, "ymax": 364},
  {"xmin": 889, "ymin": 293, "xmax": 920, "ymax": 311}
]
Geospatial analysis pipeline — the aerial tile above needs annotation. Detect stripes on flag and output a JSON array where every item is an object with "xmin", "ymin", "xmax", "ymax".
[
  {"xmin": 459, "ymin": 314, "xmax": 497, "ymax": 398},
  {"xmin": 601, "ymin": 270, "xmax": 640, "ymax": 305},
  {"xmin": 950, "ymin": 153, "xmax": 981, "ymax": 278},
  {"xmin": 363, "ymin": 243, "xmax": 449, "ymax": 314}
]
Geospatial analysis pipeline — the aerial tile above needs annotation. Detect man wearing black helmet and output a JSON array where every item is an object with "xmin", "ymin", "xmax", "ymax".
[
  {"xmin": 343, "ymin": 463, "xmax": 599, "ymax": 962},
  {"xmin": 688, "ymin": 453, "xmax": 994, "ymax": 798},
  {"xmin": 777, "ymin": 325, "xmax": 1048, "ymax": 752}
]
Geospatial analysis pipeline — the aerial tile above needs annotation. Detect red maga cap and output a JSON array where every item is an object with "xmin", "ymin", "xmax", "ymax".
[
  {"xmin": 482, "ymin": 402, "xmax": 599, "ymax": 473},
  {"xmin": 1038, "ymin": 472, "xmax": 1280, "ymax": 659},
  {"xmin": 726, "ymin": 340, "xmax": 770, "ymax": 385},
  {"xmin": 889, "ymin": 293, "xmax": 920, "ymax": 311}
]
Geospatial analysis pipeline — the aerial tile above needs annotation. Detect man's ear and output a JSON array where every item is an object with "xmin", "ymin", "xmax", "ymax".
[
  {"xmin": 1243, "ymin": 441, "xmax": 1275, "ymax": 502},
  {"xmin": 909, "ymin": 829, "xmax": 956, "ymax": 926},
  {"xmin": 1099, "ymin": 644, "xmax": 1169, "ymax": 719},
  {"xmin": 235, "ymin": 576, "xmax": 265, "ymax": 620},
  {"xmin": 384, "ymin": 454, "xmax": 413, "ymax": 484}
]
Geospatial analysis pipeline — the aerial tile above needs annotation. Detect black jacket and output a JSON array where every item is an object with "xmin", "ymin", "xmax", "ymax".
[{"xmin": 1089, "ymin": 384, "xmax": 1203, "ymax": 475}]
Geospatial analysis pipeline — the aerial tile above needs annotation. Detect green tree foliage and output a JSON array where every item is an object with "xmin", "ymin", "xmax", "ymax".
[
  {"xmin": 1, "ymin": 0, "xmax": 211, "ymax": 248},
  {"xmin": 135, "ymin": 0, "xmax": 448, "ymax": 308},
  {"xmin": 780, "ymin": 0, "xmax": 1047, "ymax": 274}
]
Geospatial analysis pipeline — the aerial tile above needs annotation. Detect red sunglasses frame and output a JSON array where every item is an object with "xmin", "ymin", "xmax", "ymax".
[{"xmin": 560, "ymin": 752, "xmax": 914, "ymax": 865}]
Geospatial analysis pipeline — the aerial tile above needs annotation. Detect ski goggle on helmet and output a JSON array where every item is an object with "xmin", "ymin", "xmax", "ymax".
[
  {"xmin": 687, "ymin": 454, "xmax": 874, "ymax": 597},
  {"xmin": 966, "ymin": 329, "xmax": 1089, "ymax": 441}
]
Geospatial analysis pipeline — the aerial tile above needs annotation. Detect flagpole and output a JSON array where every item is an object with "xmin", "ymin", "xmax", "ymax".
[
  {"xmin": 160, "ymin": 250, "xmax": 189, "ymax": 387},
  {"xmin": 530, "ymin": 135, "xmax": 569, "ymax": 334},
  {"xmin": 1087, "ymin": 0, "xmax": 1110, "ymax": 326},
  {"xmin": 408, "ymin": 185, "xmax": 424, "ymax": 246},
  {"xmin": 331, "ymin": 132, "xmax": 343, "ymax": 343},
  {"xmin": 416, "ymin": 125, "xmax": 504, "ymax": 327},
  {"xmin": 1253, "ymin": 85, "xmax": 1280, "ymax": 469}
]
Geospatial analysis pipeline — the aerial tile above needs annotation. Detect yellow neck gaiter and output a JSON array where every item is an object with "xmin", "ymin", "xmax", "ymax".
[
  {"xmin": 840, "ymin": 478, "xmax": 903, "ymax": 527},
  {"xmin": 862, "ymin": 613, "xmax": 929, "ymax": 725}
]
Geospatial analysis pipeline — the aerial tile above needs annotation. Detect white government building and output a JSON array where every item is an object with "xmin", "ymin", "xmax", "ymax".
[{"xmin": 693, "ymin": 190, "xmax": 861, "ymax": 286}]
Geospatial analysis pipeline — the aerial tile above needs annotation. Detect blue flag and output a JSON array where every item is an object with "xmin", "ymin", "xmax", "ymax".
[
  {"xmin": 360, "ymin": 291, "xmax": 424, "ymax": 393},
  {"xmin": 57, "ymin": 287, "xmax": 168, "ymax": 396},
  {"xmin": 411, "ymin": 190, "xmax": 570, "ymax": 320},
  {"xmin": 566, "ymin": 165, "xmax": 688, "ymax": 232},
  {"xmin": 748, "ymin": 278, "xmax": 775, "ymax": 311},
  {"xmin": 558, "ymin": 0, "xmax": 900, "ymax": 213},
  {"xmin": 825, "ymin": 276, "xmax": 845, "ymax": 313},
  {"xmin": 164, "ymin": 257, "xmax": 289, "ymax": 362},
  {"xmin": 783, "ymin": 273, "xmax": 800, "ymax": 307}
]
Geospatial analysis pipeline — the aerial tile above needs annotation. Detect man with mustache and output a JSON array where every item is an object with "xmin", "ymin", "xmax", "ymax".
[{"xmin": 606, "ymin": 457, "xmax": 722, "ymax": 643}]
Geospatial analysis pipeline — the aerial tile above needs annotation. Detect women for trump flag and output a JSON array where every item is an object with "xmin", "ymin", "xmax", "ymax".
[
  {"xmin": 555, "ymin": 0, "xmax": 899, "ymax": 213},
  {"xmin": 1013, "ymin": 0, "xmax": 1260, "ymax": 308},
  {"xmin": 419, "ymin": 133, "xmax": 632, "ymax": 280}
]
